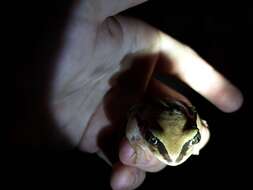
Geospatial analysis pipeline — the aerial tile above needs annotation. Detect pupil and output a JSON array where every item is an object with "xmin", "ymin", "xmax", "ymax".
[
  {"xmin": 192, "ymin": 132, "xmax": 201, "ymax": 144},
  {"xmin": 145, "ymin": 130, "xmax": 159, "ymax": 146},
  {"xmin": 151, "ymin": 137, "xmax": 158, "ymax": 145}
]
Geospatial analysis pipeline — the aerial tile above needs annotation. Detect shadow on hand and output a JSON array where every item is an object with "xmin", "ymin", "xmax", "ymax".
[{"xmin": 96, "ymin": 52, "xmax": 174, "ymax": 164}]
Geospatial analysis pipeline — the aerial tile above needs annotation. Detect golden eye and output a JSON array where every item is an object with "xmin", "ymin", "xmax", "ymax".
[
  {"xmin": 190, "ymin": 132, "xmax": 201, "ymax": 145},
  {"xmin": 149, "ymin": 136, "xmax": 158, "ymax": 145}
]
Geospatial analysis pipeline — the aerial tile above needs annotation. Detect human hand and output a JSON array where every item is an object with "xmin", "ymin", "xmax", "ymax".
[{"xmin": 50, "ymin": 1, "xmax": 243, "ymax": 189}]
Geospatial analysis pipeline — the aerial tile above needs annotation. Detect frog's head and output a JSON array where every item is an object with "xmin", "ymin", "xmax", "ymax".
[{"xmin": 126, "ymin": 99, "xmax": 210, "ymax": 166}]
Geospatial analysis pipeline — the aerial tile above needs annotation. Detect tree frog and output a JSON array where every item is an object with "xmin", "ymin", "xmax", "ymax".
[{"xmin": 126, "ymin": 98, "xmax": 210, "ymax": 166}]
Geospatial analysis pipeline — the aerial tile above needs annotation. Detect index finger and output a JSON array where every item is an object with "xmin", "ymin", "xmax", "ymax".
[{"xmin": 157, "ymin": 32, "xmax": 243, "ymax": 112}]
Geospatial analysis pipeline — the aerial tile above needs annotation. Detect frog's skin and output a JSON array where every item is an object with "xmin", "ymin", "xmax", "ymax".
[{"xmin": 126, "ymin": 99, "xmax": 210, "ymax": 166}]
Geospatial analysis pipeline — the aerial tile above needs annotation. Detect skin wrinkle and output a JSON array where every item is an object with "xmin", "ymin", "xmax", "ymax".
[
  {"xmin": 53, "ymin": 7, "xmax": 101, "ymax": 90},
  {"xmin": 115, "ymin": 16, "xmax": 138, "ymax": 55},
  {"xmin": 106, "ymin": 16, "xmax": 124, "ymax": 41}
]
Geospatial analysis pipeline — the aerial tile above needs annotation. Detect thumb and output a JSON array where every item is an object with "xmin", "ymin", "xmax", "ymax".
[{"xmin": 76, "ymin": 0, "xmax": 148, "ymax": 22}]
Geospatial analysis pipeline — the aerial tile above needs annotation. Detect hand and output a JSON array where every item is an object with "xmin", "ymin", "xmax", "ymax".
[{"xmin": 50, "ymin": 1, "xmax": 243, "ymax": 189}]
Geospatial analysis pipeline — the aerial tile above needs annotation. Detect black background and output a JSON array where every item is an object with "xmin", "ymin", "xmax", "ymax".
[{"xmin": 13, "ymin": 1, "xmax": 252, "ymax": 189}]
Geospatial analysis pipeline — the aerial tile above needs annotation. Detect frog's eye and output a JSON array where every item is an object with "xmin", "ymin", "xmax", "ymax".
[
  {"xmin": 149, "ymin": 136, "xmax": 158, "ymax": 145},
  {"xmin": 144, "ymin": 130, "xmax": 159, "ymax": 146},
  {"xmin": 190, "ymin": 132, "xmax": 201, "ymax": 145}
]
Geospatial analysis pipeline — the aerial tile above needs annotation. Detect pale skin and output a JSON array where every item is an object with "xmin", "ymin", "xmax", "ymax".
[{"xmin": 50, "ymin": 1, "xmax": 243, "ymax": 190}]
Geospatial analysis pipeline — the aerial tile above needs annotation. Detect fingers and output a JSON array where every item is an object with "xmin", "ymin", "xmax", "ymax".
[
  {"xmin": 116, "ymin": 16, "xmax": 243, "ymax": 112},
  {"xmin": 158, "ymin": 32, "xmax": 243, "ymax": 112},
  {"xmin": 119, "ymin": 138, "xmax": 166, "ymax": 173}
]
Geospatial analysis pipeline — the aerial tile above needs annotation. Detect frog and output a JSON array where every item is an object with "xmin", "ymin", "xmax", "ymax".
[{"xmin": 126, "ymin": 98, "xmax": 210, "ymax": 166}]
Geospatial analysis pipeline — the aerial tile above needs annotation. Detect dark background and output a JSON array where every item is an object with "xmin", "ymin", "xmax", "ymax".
[{"xmin": 13, "ymin": 1, "xmax": 252, "ymax": 189}]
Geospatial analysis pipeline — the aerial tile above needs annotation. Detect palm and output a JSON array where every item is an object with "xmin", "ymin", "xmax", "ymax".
[{"xmin": 51, "ymin": 14, "xmax": 158, "ymax": 148}]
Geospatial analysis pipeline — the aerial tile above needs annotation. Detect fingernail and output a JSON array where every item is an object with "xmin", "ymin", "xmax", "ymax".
[
  {"xmin": 218, "ymin": 85, "xmax": 244, "ymax": 112},
  {"xmin": 227, "ymin": 87, "xmax": 244, "ymax": 112}
]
